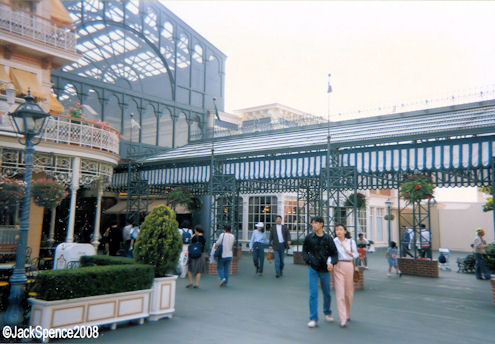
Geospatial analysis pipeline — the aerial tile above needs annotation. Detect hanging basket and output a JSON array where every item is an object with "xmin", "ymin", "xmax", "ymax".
[
  {"xmin": 31, "ymin": 178, "xmax": 68, "ymax": 209},
  {"xmin": 400, "ymin": 174, "xmax": 435, "ymax": 204},
  {"xmin": 384, "ymin": 214, "xmax": 395, "ymax": 221},
  {"xmin": 344, "ymin": 193, "xmax": 366, "ymax": 209},
  {"xmin": 0, "ymin": 176, "xmax": 26, "ymax": 209}
]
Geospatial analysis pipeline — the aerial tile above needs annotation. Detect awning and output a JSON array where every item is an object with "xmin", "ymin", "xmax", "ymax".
[
  {"xmin": 104, "ymin": 200, "xmax": 190, "ymax": 215},
  {"xmin": 49, "ymin": 94, "xmax": 64, "ymax": 114},
  {"xmin": 50, "ymin": 0, "xmax": 73, "ymax": 27},
  {"xmin": 9, "ymin": 68, "xmax": 47, "ymax": 100},
  {"xmin": 0, "ymin": 65, "xmax": 11, "ymax": 90}
]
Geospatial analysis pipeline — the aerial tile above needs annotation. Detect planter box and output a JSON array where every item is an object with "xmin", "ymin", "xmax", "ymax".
[
  {"xmin": 491, "ymin": 278, "xmax": 495, "ymax": 306},
  {"xmin": 293, "ymin": 252, "xmax": 305, "ymax": 265},
  {"xmin": 205, "ymin": 256, "xmax": 240, "ymax": 275},
  {"xmin": 398, "ymin": 258, "xmax": 439, "ymax": 278},
  {"xmin": 149, "ymin": 275, "xmax": 177, "ymax": 321},
  {"xmin": 29, "ymin": 289, "xmax": 151, "ymax": 337}
]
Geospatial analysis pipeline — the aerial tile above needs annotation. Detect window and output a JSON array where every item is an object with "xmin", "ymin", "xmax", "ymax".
[
  {"xmin": 368, "ymin": 208, "xmax": 374, "ymax": 241},
  {"xmin": 357, "ymin": 209, "xmax": 367, "ymax": 235},
  {"xmin": 283, "ymin": 196, "xmax": 305, "ymax": 233},
  {"xmin": 248, "ymin": 196, "xmax": 277, "ymax": 239}
]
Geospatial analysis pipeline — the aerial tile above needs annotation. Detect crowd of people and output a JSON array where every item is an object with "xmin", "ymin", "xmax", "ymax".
[{"xmin": 99, "ymin": 216, "xmax": 492, "ymax": 329}]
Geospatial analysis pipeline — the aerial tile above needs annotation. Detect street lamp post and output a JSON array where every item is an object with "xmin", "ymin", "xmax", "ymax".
[
  {"xmin": 4, "ymin": 92, "xmax": 49, "ymax": 326},
  {"xmin": 385, "ymin": 199, "xmax": 392, "ymax": 246}
]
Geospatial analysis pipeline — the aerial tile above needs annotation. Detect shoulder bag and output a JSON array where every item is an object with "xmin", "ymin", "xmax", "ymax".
[
  {"xmin": 350, "ymin": 240, "xmax": 360, "ymax": 283},
  {"xmin": 214, "ymin": 234, "xmax": 224, "ymax": 259}
]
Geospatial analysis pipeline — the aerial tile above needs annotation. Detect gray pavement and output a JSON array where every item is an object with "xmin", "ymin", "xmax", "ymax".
[{"xmin": 11, "ymin": 249, "xmax": 495, "ymax": 343}]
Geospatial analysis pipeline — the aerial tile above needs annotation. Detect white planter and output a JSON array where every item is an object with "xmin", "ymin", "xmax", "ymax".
[
  {"xmin": 29, "ymin": 288, "xmax": 151, "ymax": 337},
  {"xmin": 149, "ymin": 275, "xmax": 177, "ymax": 321}
]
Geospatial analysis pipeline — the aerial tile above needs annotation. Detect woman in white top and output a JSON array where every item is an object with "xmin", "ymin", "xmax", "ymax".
[
  {"xmin": 214, "ymin": 224, "xmax": 236, "ymax": 287},
  {"xmin": 333, "ymin": 224, "xmax": 359, "ymax": 328}
]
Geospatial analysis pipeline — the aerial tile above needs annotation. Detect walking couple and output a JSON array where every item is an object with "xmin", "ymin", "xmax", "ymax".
[{"xmin": 303, "ymin": 217, "xmax": 358, "ymax": 329}]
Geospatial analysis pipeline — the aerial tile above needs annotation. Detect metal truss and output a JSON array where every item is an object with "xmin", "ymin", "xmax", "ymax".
[
  {"xmin": 125, "ymin": 161, "xmax": 149, "ymax": 226},
  {"xmin": 209, "ymin": 157, "xmax": 237, "ymax": 247},
  {"xmin": 398, "ymin": 198, "xmax": 432, "ymax": 259},
  {"xmin": 320, "ymin": 166, "xmax": 359, "ymax": 238}
]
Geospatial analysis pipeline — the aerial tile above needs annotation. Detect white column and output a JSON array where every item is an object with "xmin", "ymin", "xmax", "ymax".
[
  {"xmin": 92, "ymin": 180, "xmax": 103, "ymax": 249},
  {"xmin": 47, "ymin": 208, "xmax": 56, "ymax": 244},
  {"xmin": 241, "ymin": 195, "xmax": 249, "ymax": 243},
  {"xmin": 66, "ymin": 157, "xmax": 80, "ymax": 243}
]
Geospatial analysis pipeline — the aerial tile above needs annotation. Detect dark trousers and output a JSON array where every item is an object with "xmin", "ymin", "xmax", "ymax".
[
  {"xmin": 274, "ymin": 245, "xmax": 285, "ymax": 276},
  {"xmin": 475, "ymin": 253, "xmax": 491, "ymax": 279},
  {"xmin": 419, "ymin": 247, "xmax": 431, "ymax": 259},
  {"xmin": 401, "ymin": 244, "xmax": 413, "ymax": 257},
  {"xmin": 252, "ymin": 243, "xmax": 266, "ymax": 273}
]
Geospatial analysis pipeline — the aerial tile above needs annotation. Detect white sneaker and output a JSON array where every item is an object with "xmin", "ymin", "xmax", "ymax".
[
  {"xmin": 325, "ymin": 315, "xmax": 334, "ymax": 323},
  {"xmin": 387, "ymin": 273, "xmax": 391, "ymax": 277},
  {"xmin": 307, "ymin": 320, "xmax": 317, "ymax": 328},
  {"xmin": 219, "ymin": 278, "xmax": 226, "ymax": 286}
]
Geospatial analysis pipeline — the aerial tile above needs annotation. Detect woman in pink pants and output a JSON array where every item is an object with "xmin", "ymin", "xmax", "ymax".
[{"xmin": 333, "ymin": 224, "xmax": 359, "ymax": 328}]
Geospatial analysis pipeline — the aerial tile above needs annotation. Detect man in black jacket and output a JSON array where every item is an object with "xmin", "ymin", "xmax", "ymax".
[
  {"xmin": 269, "ymin": 215, "xmax": 291, "ymax": 278},
  {"xmin": 303, "ymin": 216, "xmax": 339, "ymax": 328}
]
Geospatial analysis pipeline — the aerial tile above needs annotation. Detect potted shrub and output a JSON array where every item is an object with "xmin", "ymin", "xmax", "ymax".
[
  {"xmin": 133, "ymin": 205, "xmax": 182, "ymax": 321},
  {"xmin": 29, "ymin": 257, "xmax": 154, "ymax": 332},
  {"xmin": 344, "ymin": 192, "xmax": 366, "ymax": 209},
  {"xmin": 400, "ymin": 173, "xmax": 435, "ymax": 204}
]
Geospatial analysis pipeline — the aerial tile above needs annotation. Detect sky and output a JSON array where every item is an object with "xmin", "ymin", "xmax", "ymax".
[
  {"xmin": 165, "ymin": 1, "xmax": 495, "ymax": 120},
  {"xmin": 164, "ymin": 1, "xmax": 494, "ymax": 202}
]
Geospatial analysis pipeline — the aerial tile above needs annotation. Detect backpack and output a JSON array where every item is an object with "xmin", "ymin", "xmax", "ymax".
[
  {"xmin": 438, "ymin": 254, "xmax": 447, "ymax": 264},
  {"xmin": 181, "ymin": 229, "xmax": 192, "ymax": 244},
  {"xmin": 188, "ymin": 242, "xmax": 202, "ymax": 258}
]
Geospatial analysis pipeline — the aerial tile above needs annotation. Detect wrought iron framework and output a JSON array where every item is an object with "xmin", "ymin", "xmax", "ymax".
[
  {"xmin": 109, "ymin": 98, "xmax": 495, "ymax": 247},
  {"xmin": 54, "ymin": 0, "xmax": 226, "ymax": 158}
]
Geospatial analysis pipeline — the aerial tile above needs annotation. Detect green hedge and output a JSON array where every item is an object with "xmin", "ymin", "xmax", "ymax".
[
  {"xmin": 486, "ymin": 242, "xmax": 495, "ymax": 272},
  {"xmin": 80, "ymin": 255, "xmax": 135, "ymax": 267},
  {"xmin": 32, "ymin": 264, "xmax": 154, "ymax": 301}
]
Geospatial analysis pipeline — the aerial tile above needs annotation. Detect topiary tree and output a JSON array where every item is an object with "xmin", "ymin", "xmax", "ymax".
[{"xmin": 133, "ymin": 205, "xmax": 182, "ymax": 277}]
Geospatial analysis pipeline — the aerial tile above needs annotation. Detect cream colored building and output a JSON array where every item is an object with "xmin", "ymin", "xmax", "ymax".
[{"xmin": 0, "ymin": 0, "xmax": 120, "ymax": 259}]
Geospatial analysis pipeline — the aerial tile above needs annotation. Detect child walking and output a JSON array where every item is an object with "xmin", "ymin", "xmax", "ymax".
[{"xmin": 386, "ymin": 241, "xmax": 402, "ymax": 277}]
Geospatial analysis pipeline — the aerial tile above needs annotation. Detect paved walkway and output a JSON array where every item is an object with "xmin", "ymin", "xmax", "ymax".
[{"xmin": 2, "ymin": 249, "xmax": 492, "ymax": 344}]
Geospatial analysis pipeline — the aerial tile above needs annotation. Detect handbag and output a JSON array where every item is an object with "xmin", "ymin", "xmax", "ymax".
[
  {"xmin": 350, "ymin": 240, "xmax": 360, "ymax": 283},
  {"xmin": 214, "ymin": 234, "xmax": 224, "ymax": 259},
  {"xmin": 266, "ymin": 248, "xmax": 274, "ymax": 261}
]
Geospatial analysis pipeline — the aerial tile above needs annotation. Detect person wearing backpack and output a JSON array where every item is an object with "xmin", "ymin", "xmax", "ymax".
[
  {"xmin": 186, "ymin": 225, "xmax": 206, "ymax": 288},
  {"xmin": 178, "ymin": 220, "xmax": 193, "ymax": 278}
]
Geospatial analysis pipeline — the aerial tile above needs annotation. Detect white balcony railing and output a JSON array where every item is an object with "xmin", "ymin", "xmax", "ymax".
[
  {"xmin": 0, "ymin": 2, "xmax": 76, "ymax": 51},
  {"xmin": 0, "ymin": 115, "xmax": 120, "ymax": 155}
]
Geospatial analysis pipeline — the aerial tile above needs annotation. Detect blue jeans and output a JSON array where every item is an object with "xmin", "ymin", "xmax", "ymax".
[
  {"xmin": 217, "ymin": 257, "xmax": 233, "ymax": 285},
  {"xmin": 252, "ymin": 243, "xmax": 265, "ymax": 273},
  {"xmin": 475, "ymin": 253, "xmax": 491, "ymax": 279},
  {"xmin": 274, "ymin": 246, "xmax": 285, "ymax": 275},
  {"xmin": 308, "ymin": 266, "xmax": 332, "ymax": 322}
]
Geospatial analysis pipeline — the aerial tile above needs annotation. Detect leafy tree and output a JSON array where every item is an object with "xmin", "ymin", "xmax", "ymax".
[
  {"xmin": 133, "ymin": 205, "xmax": 182, "ymax": 277},
  {"xmin": 481, "ymin": 186, "xmax": 493, "ymax": 212}
]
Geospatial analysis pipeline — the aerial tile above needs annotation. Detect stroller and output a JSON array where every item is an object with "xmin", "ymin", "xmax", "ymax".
[
  {"xmin": 438, "ymin": 248, "xmax": 451, "ymax": 271},
  {"xmin": 456, "ymin": 254, "xmax": 476, "ymax": 273}
]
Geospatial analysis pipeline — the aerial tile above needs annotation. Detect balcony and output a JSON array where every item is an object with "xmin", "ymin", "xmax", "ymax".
[
  {"xmin": 0, "ymin": 2, "xmax": 76, "ymax": 52},
  {"xmin": 1, "ymin": 114, "xmax": 120, "ymax": 155}
]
